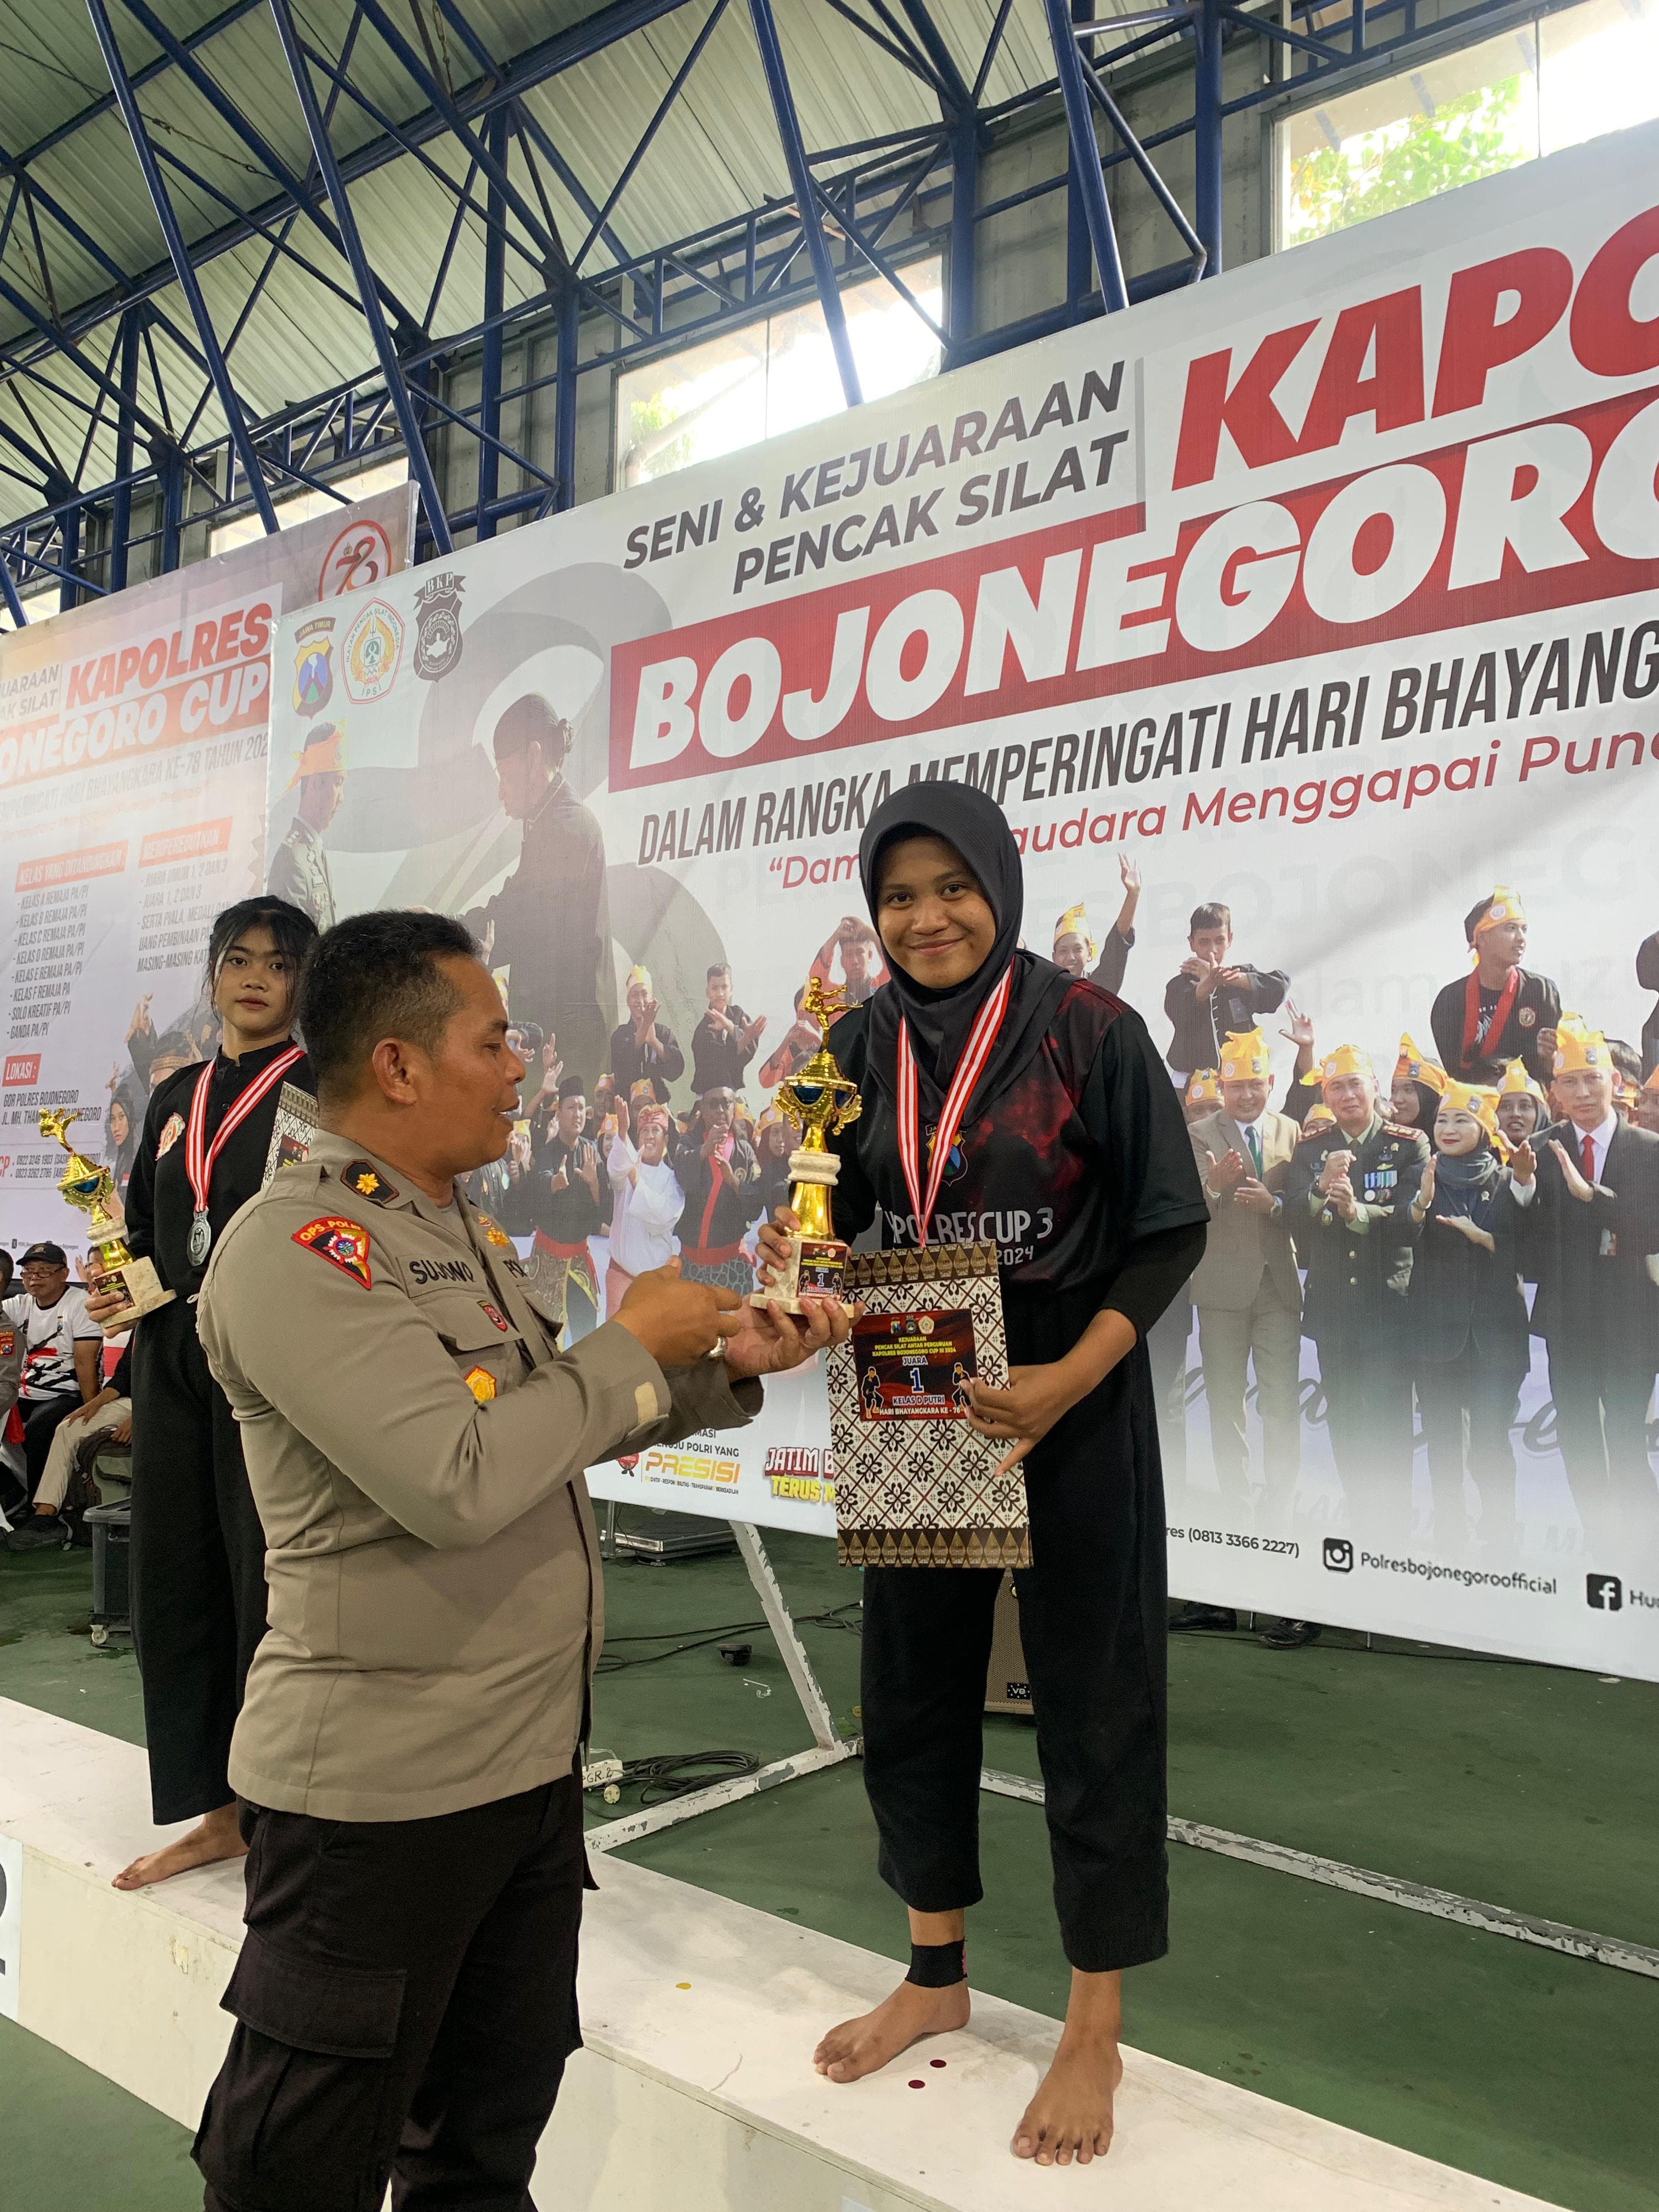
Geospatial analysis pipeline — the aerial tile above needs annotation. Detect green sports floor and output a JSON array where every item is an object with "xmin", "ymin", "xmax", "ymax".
[{"xmin": 3, "ymin": 1532, "xmax": 1656, "ymax": 2212}]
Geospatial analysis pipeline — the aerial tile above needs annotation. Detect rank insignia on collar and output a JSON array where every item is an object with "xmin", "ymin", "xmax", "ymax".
[
  {"xmin": 156, "ymin": 1112, "xmax": 185, "ymax": 1158},
  {"xmin": 462, "ymin": 1365, "xmax": 496, "ymax": 1402},
  {"xmin": 343, "ymin": 1160, "xmax": 398, "ymax": 1204},
  {"xmin": 476, "ymin": 1211, "xmax": 512, "ymax": 1250},
  {"xmin": 292, "ymin": 1215, "xmax": 371, "ymax": 1288},
  {"xmin": 480, "ymin": 1302, "xmax": 509, "ymax": 1332}
]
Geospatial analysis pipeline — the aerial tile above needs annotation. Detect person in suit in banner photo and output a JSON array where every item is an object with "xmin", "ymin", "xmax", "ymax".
[
  {"xmin": 1430, "ymin": 887, "xmax": 1561, "ymax": 1089},
  {"xmin": 1286, "ymin": 1045, "xmax": 1429, "ymax": 1558},
  {"xmin": 267, "ymin": 723, "xmax": 346, "ymax": 932},
  {"xmin": 461, "ymin": 694, "xmax": 614, "ymax": 1092},
  {"xmin": 1188, "ymin": 1029, "xmax": 1304, "ymax": 1537},
  {"xmin": 1496, "ymin": 1018, "xmax": 1659, "ymax": 1561}
]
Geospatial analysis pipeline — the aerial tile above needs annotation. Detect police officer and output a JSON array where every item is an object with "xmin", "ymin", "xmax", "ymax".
[
  {"xmin": 267, "ymin": 723, "xmax": 345, "ymax": 930},
  {"xmin": 1286, "ymin": 1045, "xmax": 1428, "ymax": 1551},
  {"xmin": 191, "ymin": 909, "xmax": 847, "ymax": 2212}
]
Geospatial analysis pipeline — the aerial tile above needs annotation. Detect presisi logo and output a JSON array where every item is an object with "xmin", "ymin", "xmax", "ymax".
[
  {"xmin": 1585, "ymin": 1573, "xmax": 1622, "ymax": 1611},
  {"xmin": 1323, "ymin": 1537, "xmax": 1354, "ymax": 1573},
  {"xmin": 641, "ymin": 1447, "xmax": 740, "ymax": 1488}
]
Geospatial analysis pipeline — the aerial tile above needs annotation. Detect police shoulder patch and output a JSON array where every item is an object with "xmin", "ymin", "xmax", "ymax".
[
  {"xmin": 462, "ymin": 1365, "xmax": 496, "ymax": 1402},
  {"xmin": 156, "ymin": 1111, "xmax": 185, "ymax": 1159},
  {"xmin": 342, "ymin": 1160, "xmax": 398, "ymax": 1204},
  {"xmin": 479, "ymin": 1301, "xmax": 509, "ymax": 1333},
  {"xmin": 292, "ymin": 1215, "xmax": 371, "ymax": 1288}
]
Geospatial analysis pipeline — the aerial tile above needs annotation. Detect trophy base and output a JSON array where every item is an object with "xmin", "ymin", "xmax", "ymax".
[
  {"xmin": 750, "ymin": 1233, "xmax": 852, "ymax": 1314},
  {"xmin": 98, "ymin": 1255, "xmax": 176, "ymax": 1335}
]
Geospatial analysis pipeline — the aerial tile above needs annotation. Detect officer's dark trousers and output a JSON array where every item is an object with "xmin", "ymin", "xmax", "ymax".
[
  {"xmin": 196, "ymin": 1778, "xmax": 587, "ymax": 2212},
  {"xmin": 1415, "ymin": 1352, "xmax": 1520, "ymax": 1554},
  {"xmin": 1547, "ymin": 1342, "xmax": 1659, "ymax": 1558},
  {"xmin": 1316, "ymin": 1341, "xmax": 1415, "ymax": 1544},
  {"xmin": 131, "ymin": 1297, "xmax": 268, "ymax": 1824},
  {"xmin": 860, "ymin": 1304, "xmax": 1169, "ymax": 1974}
]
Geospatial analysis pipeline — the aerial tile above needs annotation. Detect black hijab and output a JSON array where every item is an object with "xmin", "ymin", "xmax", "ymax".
[{"xmin": 854, "ymin": 782, "xmax": 1072, "ymax": 1117}]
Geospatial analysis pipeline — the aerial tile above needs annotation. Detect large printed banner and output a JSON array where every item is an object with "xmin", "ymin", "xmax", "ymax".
[
  {"xmin": 269, "ymin": 128, "xmax": 1659, "ymax": 1679},
  {"xmin": 1, "ymin": 487, "xmax": 413, "ymax": 1250}
]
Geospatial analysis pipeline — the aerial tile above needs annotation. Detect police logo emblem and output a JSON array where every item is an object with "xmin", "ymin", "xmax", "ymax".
[
  {"xmin": 156, "ymin": 1111, "xmax": 185, "ymax": 1158},
  {"xmin": 479, "ymin": 1302, "xmax": 510, "ymax": 1333},
  {"xmin": 292, "ymin": 616, "xmax": 336, "ymax": 718},
  {"xmin": 292, "ymin": 1214, "xmax": 372, "ymax": 1288},
  {"xmin": 413, "ymin": 571, "xmax": 465, "ymax": 682},
  {"xmin": 342, "ymin": 599, "xmax": 404, "ymax": 703},
  {"xmin": 343, "ymin": 1160, "xmax": 398, "ymax": 1204}
]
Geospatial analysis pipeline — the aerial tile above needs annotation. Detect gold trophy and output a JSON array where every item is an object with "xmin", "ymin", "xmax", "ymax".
[
  {"xmin": 752, "ymin": 977, "xmax": 863, "ymax": 1312},
  {"xmin": 40, "ymin": 1107, "xmax": 175, "ymax": 1334}
]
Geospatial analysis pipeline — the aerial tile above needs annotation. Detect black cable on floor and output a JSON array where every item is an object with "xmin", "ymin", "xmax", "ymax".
[
  {"xmin": 596, "ymin": 1599, "xmax": 862, "ymax": 1673},
  {"xmin": 617, "ymin": 1750, "xmax": 760, "ymax": 1804}
]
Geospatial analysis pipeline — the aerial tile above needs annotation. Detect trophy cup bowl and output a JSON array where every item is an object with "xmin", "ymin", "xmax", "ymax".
[
  {"xmin": 751, "ymin": 982, "xmax": 863, "ymax": 1314},
  {"xmin": 38, "ymin": 1107, "xmax": 176, "ymax": 1335}
]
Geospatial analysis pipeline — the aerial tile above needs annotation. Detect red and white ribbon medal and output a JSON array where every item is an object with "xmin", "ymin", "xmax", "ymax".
[
  {"xmin": 895, "ymin": 965, "xmax": 1013, "ymax": 1247},
  {"xmin": 184, "ymin": 1045, "xmax": 304, "ymax": 1263}
]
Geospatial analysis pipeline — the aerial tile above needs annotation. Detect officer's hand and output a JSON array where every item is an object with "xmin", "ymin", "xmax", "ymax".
[
  {"xmin": 1510, "ymin": 1138, "xmax": 1536, "ymax": 1187},
  {"xmin": 1414, "ymin": 1156, "xmax": 1437, "ymax": 1216},
  {"xmin": 1329, "ymin": 1179, "xmax": 1357, "ymax": 1222},
  {"xmin": 612, "ymin": 1259, "xmax": 742, "ymax": 1367},
  {"xmin": 723, "ymin": 1293, "xmax": 853, "ymax": 1379},
  {"xmin": 1318, "ymin": 1148, "xmax": 1353, "ymax": 1196},
  {"xmin": 755, "ymin": 1205, "xmax": 799, "ymax": 1288},
  {"xmin": 1206, "ymin": 1146, "xmax": 1245, "ymax": 1192}
]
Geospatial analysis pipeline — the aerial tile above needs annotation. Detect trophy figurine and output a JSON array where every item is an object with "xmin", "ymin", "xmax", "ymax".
[
  {"xmin": 39, "ymin": 1107, "xmax": 175, "ymax": 1334},
  {"xmin": 752, "ymin": 977, "xmax": 864, "ymax": 1313}
]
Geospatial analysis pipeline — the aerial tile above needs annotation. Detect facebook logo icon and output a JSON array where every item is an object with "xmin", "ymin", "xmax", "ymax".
[{"xmin": 1585, "ymin": 1574, "xmax": 1623, "ymax": 1611}]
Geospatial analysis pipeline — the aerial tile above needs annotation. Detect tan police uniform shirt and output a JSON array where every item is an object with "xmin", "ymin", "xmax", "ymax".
[{"xmin": 197, "ymin": 1131, "xmax": 760, "ymax": 1822}]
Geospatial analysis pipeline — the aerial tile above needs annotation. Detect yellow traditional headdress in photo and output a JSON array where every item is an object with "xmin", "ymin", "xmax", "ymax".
[
  {"xmin": 1393, "ymin": 1034, "xmax": 1447, "ymax": 1092},
  {"xmin": 1643, "ymin": 1066, "xmax": 1659, "ymax": 1097},
  {"xmin": 1553, "ymin": 1017, "xmax": 1612, "ymax": 1075},
  {"xmin": 1302, "ymin": 1102, "xmax": 1337, "ymax": 1133},
  {"xmin": 1471, "ymin": 885, "xmax": 1525, "ymax": 935},
  {"xmin": 625, "ymin": 963, "xmax": 652, "ymax": 995},
  {"xmin": 1185, "ymin": 1068, "xmax": 1221, "ymax": 1109},
  {"xmin": 1497, "ymin": 1059, "xmax": 1547, "ymax": 1102},
  {"xmin": 1053, "ymin": 903, "xmax": 1096, "ymax": 964},
  {"xmin": 1438, "ymin": 1078, "xmax": 1506, "ymax": 1155},
  {"xmin": 285, "ymin": 723, "xmax": 346, "ymax": 792},
  {"xmin": 1218, "ymin": 1028, "xmax": 1271, "ymax": 1081},
  {"xmin": 1305, "ymin": 1042, "xmax": 1372, "ymax": 1087}
]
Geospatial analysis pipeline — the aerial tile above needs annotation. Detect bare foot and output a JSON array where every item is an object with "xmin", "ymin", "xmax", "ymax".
[
  {"xmin": 113, "ymin": 1803, "xmax": 246, "ymax": 1891},
  {"xmin": 1012, "ymin": 2029, "xmax": 1124, "ymax": 2165},
  {"xmin": 814, "ymin": 1978, "xmax": 970, "ymax": 2083}
]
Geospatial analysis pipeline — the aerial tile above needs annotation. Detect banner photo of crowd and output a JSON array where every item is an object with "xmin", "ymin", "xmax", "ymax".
[
  {"xmin": 263, "ymin": 127, "xmax": 1659, "ymax": 1679},
  {"xmin": 1, "ymin": 487, "xmax": 414, "ymax": 1255}
]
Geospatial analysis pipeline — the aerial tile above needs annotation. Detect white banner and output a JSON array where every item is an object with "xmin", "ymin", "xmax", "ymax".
[
  {"xmin": 1, "ymin": 488, "xmax": 414, "ymax": 1256},
  {"xmin": 269, "ymin": 129, "xmax": 1659, "ymax": 1680}
]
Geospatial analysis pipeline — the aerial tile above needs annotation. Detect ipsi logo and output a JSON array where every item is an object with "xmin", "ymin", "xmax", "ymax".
[{"xmin": 1585, "ymin": 1573, "xmax": 1622, "ymax": 1611}]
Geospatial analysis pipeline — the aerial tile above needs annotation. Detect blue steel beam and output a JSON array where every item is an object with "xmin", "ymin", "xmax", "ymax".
[
  {"xmin": 1044, "ymin": 0, "xmax": 1128, "ymax": 313},
  {"xmin": 748, "ymin": 0, "xmax": 863, "ymax": 408},
  {"xmin": 266, "ymin": 0, "xmax": 453, "ymax": 554},
  {"xmin": 573, "ymin": 0, "xmax": 730, "ymax": 271},
  {"xmin": 476, "ymin": 106, "xmax": 506, "ymax": 540},
  {"xmin": 1194, "ymin": 0, "xmax": 1223, "ymax": 274},
  {"xmin": 0, "ymin": 548, "xmax": 26, "ymax": 626},
  {"xmin": 85, "ymin": 0, "xmax": 280, "ymax": 532}
]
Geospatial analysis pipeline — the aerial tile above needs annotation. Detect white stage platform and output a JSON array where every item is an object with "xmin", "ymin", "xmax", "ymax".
[{"xmin": 0, "ymin": 1697, "xmax": 1561, "ymax": 2212}]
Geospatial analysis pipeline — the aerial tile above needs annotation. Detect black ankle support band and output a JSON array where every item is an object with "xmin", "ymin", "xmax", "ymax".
[{"xmin": 906, "ymin": 1939, "xmax": 966, "ymax": 1989}]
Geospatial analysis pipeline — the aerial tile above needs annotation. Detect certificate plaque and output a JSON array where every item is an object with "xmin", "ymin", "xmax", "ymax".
[{"xmin": 826, "ymin": 1242, "xmax": 1029, "ymax": 1568}]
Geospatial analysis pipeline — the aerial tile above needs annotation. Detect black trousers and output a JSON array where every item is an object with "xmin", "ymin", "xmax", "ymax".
[
  {"xmin": 860, "ymin": 1342, "xmax": 1169, "ymax": 1974},
  {"xmin": 196, "ymin": 1778, "xmax": 589, "ymax": 2212},
  {"xmin": 1546, "ymin": 1341, "xmax": 1659, "ymax": 1559},
  {"xmin": 19, "ymin": 1393, "xmax": 81, "ymax": 1502},
  {"xmin": 1417, "ymin": 1352, "xmax": 1521, "ymax": 1554},
  {"xmin": 1315, "ymin": 1338, "xmax": 1415, "ymax": 1545},
  {"xmin": 131, "ymin": 1297, "xmax": 269, "ymax": 1825}
]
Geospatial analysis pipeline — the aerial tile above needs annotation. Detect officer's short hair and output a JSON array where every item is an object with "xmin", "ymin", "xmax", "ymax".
[
  {"xmin": 1607, "ymin": 1037, "xmax": 1641, "ymax": 1085},
  {"xmin": 1190, "ymin": 902, "xmax": 1231, "ymax": 936},
  {"xmin": 494, "ymin": 695, "xmax": 571, "ymax": 764},
  {"xmin": 206, "ymin": 895, "xmax": 318, "ymax": 988},
  {"xmin": 300, "ymin": 910, "xmax": 479, "ymax": 1104}
]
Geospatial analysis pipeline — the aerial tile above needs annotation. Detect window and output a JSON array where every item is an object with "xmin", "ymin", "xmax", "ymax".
[
  {"xmin": 208, "ymin": 456, "xmax": 408, "ymax": 558},
  {"xmin": 1277, "ymin": 0, "xmax": 1659, "ymax": 250},
  {"xmin": 615, "ymin": 261, "xmax": 943, "ymax": 490}
]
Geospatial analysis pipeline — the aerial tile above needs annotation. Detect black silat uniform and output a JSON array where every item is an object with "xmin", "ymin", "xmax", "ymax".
[
  {"xmin": 1429, "ymin": 967, "xmax": 1560, "ymax": 1088},
  {"xmin": 125, "ymin": 1039, "xmax": 313, "ymax": 1825},
  {"xmin": 828, "ymin": 973, "xmax": 1206, "ymax": 1972}
]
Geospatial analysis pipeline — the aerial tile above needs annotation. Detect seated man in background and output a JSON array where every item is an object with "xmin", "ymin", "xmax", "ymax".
[
  {"xmin": 190, "ymin": 908, "xmax": 847, "ymax": 2212},
  {"xmin": 6, "ymin": 1339, "xmax": 132, "ymax": 1552},
  {"xmin": 0, "ymin": 1244, "xmax": 101, "ymax": 1519}
]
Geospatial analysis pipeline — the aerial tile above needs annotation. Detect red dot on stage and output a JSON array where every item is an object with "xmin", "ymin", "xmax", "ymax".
[
  {"xmin": 930, "ymin": 2058, "xmax": 946, "ymax": 2068},
  {"xmin": 909, "ymin": 2078, "xmax": 925, "ymax": 2088}
]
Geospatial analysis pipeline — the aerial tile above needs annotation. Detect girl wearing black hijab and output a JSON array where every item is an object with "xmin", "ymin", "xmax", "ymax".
[
  {"xmin": 87, "ymin": 895, "xmax": 318, "ymax": 1893},
  {"xmin": 765, "ymin": 784, "xmax": 1206, "ymax": 2167}
]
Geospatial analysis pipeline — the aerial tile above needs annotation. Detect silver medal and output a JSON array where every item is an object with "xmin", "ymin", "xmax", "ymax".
[{"xmin": 188, "ymin": 1210, "xmax": 212, "ymax": 1266}]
